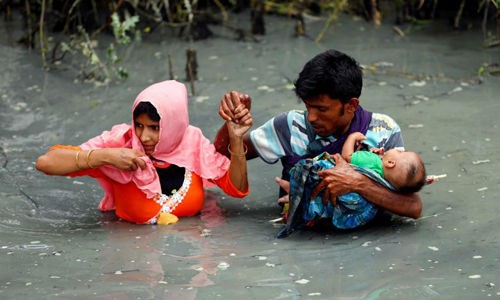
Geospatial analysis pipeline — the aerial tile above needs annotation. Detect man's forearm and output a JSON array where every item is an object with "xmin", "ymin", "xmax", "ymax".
[
  {"xmin": 215, "ymin": 126, "xmax": 258, "ymax": 160},
  {"xmin": 354, "ymin": 177, "xmax": 422, "ymax": 219},
  {"xmin": 214, "ymin": 125, "xmax": 231, "ymax": 157}
]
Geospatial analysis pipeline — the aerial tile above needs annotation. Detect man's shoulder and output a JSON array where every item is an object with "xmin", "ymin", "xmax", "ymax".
[
  {"xmin": 272, "ymin": 109, "xmax": 306, "ymax": 127},
  {"xmin": 369, "ymin": 112, "xmax": 401, "ymax": 131},
  {"xmin": 276, "ymin": 109, "xmax": 305, "ymax": 118}
]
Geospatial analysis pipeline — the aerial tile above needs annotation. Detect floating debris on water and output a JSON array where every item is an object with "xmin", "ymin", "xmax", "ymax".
[
  {"xmin": 468, "ymin": 274, "xmax": 481, "ymax": 279},
  {"xmin": 200, "ymin": 229, "xmax": 211, "ymax": 237},
  {"xmin": 476, "ymin": 187, "xmax": 488, "ymax": 192},
  {"xmin": 428, "ymin": 246, "xmax": 439, "ymax": 251},
  {"xmin": 426, "ymin": 174, "xmax": 447, "ymax": 184},
  {"xmin": 473, "ymin": 255, "xmax": 482, "ymax": 259},
  {"xmin": 409, "ymin": 80, "xmax": 426, "ymax": 87},
  {"xmin": 295, "ymin": 279, "xmax": 309, "ymax": 284},
  {"xmin": 415, "ymin": 95, "xmax": 430, "ymax": 101},
  {"xmin": 374, "ymin": 61, "xmax": 394, "ymax": 67},
  {"xmin": 217, "ymin": 262, "xmax": 230, "ymax": 270},
  {"xmin": 362, "ymin": 241, "xmax": 372, "ymax": 247},
  {"xmin": 257, "ymin": 256, "xmax": 267, "ymax": 261},
  {"xmin": 472, "ymin": 159, "xmax": 490, "ymax": 165},
  {"xmin": 195, "ymin": 96, "xmax": 210, "ymax": 103},
  {"xmin": 408, "ymin": 124, "xmax": 424, "ymax": 128},
  {"xmin": 265, "ymin": 262, "xmax": 276, "ymax": 267},
  {"xmin": 448, "ymin": 86, "xmax": 463, "ymax": 94},
  {"xmin": 268, "ymin": 217, "xmax": 283, "ymax": 223},
  {"xmin": 308, "ymin": 292, "xmax": 322, "ymax": 296},
  {"xmin": 257, "ymin": 85, "xmax": 275, "ymax": 92}
]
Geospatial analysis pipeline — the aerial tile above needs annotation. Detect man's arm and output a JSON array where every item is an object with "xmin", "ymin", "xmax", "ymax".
[
  {"xmin": 214, "ymin": 124, "xmax": 259, "ymax": 159},
  {"xmin": 312, "ymin": 154, "xmax": 422, "ymax": 219}
]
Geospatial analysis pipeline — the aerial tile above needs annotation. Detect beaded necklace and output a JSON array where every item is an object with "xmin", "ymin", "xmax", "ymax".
[{"xmin": 155, "ymin": 170, "xmax": 192, "ymax": 214}]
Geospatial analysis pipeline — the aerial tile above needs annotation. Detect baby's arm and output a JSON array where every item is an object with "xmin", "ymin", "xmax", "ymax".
[{"xmin": 341, "ymin": 132, "xmax": 366, "ymax": 163}]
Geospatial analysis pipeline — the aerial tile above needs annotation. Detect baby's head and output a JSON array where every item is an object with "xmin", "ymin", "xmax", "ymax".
[{"xmin": 382, "ymin": 149, "xmax": 426, "ymax": 194}]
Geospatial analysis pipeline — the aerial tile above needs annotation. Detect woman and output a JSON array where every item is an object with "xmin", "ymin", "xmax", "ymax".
[{"xmin": 36, "ymin": 80, "xmax": 252, "ymax": 225}]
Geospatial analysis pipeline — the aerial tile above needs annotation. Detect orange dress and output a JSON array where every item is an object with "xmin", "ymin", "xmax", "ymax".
[{"xmin": 54, "ymin": 145, "xmax": 248, "ymax": 224}]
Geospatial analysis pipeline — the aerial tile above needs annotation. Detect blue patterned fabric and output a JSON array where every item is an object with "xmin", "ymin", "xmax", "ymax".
[{"xmin": 277, "ymin": 152, "xmax": 395, "ymax": 238}]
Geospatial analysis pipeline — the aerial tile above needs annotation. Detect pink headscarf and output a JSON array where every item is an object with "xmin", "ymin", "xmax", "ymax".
[{"xmin": 80, "ymin": 80, "xmax": 230, "ymax": 211}]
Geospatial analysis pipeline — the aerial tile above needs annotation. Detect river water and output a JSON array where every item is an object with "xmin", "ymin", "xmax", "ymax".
[{"xmin": 1, "ymin": 10, "xmax": 499, "ymax": 299}]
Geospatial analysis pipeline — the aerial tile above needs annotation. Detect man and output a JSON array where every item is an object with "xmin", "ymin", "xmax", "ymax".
[{"xmin": 214, "ymin": 49, "xmax": 422, "ymax": 226}]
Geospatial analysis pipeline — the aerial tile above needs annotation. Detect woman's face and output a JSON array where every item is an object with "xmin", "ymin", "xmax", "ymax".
[{"xmin": 134, "ymin": 113, "xmax": 160, "ymax": 156}]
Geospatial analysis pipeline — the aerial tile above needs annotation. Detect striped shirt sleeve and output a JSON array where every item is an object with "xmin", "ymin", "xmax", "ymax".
[
  {"xmin": 364, "ymin": 113, "xmax": 405, "ymax": 151},
  {"xmin": 249, "ymin": 111, "xmax": 289, "ymax": 164}
]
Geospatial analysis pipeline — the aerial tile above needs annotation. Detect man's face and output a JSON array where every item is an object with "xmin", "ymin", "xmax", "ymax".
[{"xmin": 303, "ymin": 95, "xmax": 355, "ymax": 138}]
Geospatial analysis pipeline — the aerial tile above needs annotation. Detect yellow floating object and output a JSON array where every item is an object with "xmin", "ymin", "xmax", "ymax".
[{"xmin": 157, "ymin": 213, "xmax": 179, "ymax": 225}]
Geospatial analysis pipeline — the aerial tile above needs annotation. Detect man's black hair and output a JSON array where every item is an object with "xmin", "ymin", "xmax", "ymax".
[{"xmin": 294, "ymin": 49, "xmax": 363, "ymax": 103}]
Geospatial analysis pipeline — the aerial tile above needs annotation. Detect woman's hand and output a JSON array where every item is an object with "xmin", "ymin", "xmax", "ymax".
[
  {"xmin": 220, "ymin": 91, "xmax": 253, "ymax": 138},
  {"xmin": 104, "ymin": 148, "xmax": 147, "ymax": 171},
  {"xmin": 219, "ymin": 91, "xmax": 251, "ymax": 124},
  {"xmin": 227, "ymin": 103, "xmax": 253, "ymax": 138}
]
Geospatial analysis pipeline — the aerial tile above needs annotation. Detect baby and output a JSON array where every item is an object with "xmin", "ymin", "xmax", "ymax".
[
  {"xmin": 277, "ymin": 132, "xmax": 428, "ymax": 237},
  {"xmin": 342, "ymin": 132, "xmax": 426, "ymax": 194}
]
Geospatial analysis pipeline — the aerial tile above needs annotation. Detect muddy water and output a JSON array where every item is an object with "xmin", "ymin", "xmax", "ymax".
[{"xmin": 1, "ymin": 11, "xmax": 499, "ymax": 299}]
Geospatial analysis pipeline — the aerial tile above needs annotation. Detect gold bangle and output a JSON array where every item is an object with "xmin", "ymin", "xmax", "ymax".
[
  {"xmin": 86, "ymin": 149, "xmax": 95, "ymax": 169},
  {"xmin": 75, "ymin": 151, "xmax": 82, "ymax": 169},
  {"xmin": 228, "ymin": 144, "xmax": 247, "ymax": 157}
]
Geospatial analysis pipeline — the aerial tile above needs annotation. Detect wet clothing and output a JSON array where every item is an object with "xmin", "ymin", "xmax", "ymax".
[
  {"xmin": 79, "ymin": 81, "xmax": 232, "ymax": 211},
  {"xmin": 351, "ymin": 151, "xmax": 384, "ymax": 177},
  {"xmin": 249, "ymin": 106, "xmax": 403, "ymax": 230},
  {"xmin": 277, "ymin": 152, "xmax": 395, "ymax": 238},
  {"xmin": 53, "ymin": 145, "xmax": 247, "ymax": 224},
  {"xmin": 47, "ymin": 80, "xmax": 249, "ymax": 224}
]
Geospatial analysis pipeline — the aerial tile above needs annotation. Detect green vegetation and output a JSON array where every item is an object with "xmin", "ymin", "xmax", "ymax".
[{"xmin": 1, "ymin": 0, "xmax": 498, "ymax": 84}]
